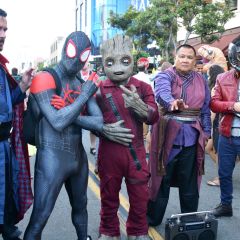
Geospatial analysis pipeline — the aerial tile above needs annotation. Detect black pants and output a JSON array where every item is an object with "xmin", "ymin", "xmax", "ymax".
[{"xmin": 147, "ymin": 144, "xmax": 199, "ymax": 226}]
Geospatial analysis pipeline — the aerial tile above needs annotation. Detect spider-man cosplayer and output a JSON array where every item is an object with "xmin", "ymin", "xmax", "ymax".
[
  {"xmin": 96, "ymin": 35, "xmax": 159, "ymax": 240},
  {"xmin": 23, "ymin": 31, "xmax": 103, "ymax": 240},
  {"xmin": 0, "ymin": 8, "xmax": 33, "ymax": 240}
]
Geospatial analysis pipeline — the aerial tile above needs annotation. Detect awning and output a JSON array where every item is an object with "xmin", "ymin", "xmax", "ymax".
[{"xmin": 179, "ymin": 27, "xmax": 240, "ymax": 56}]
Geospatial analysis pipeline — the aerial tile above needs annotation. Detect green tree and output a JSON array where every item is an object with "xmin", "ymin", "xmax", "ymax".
[
  {"xmin": 109, "ymin": 6, "xmax": 150, "ymax": 50},
  {"xmin": 109, "ymin": 0, "xmax": 234, "ymax": 61},
  {"xmin": 177, "ymin": 0, "xmax": 233, "ymax": 44},
  {"xmin": 37, "ymin": 62, "xmax": 45, "ymax": 71}
]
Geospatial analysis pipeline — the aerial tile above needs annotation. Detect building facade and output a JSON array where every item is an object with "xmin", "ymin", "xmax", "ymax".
[
  {"xmin": 49, "ymin": 37, "xmax": 65, "ymax": 66},
  {"xmin": 75, "ymin": 0, "xmax": 150, "ymax": 55}
]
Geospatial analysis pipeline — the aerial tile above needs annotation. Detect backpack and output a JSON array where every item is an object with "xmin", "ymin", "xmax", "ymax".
[{"xmin": 23, "ymin": 68, "xmax": 62, "ymax": 146}]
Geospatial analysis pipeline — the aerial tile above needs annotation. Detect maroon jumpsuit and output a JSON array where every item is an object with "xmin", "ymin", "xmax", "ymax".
[{"xmin": 96, "ymin": 77, "xmax": 159, "ymax": 236}]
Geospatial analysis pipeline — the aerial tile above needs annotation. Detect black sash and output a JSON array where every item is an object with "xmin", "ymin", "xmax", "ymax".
[
  {"xmin": 0, "ymin": 121, "xmax": 12, "ymax": 141},
  {"xmin": 105, "ymin": 93, "xmax": 142, "ymax": 171}
]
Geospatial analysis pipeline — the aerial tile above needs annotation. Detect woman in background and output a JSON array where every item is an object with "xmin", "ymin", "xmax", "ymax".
[{"xmin": 205, "ymin": 64, "xmax": 225, "ymax": 186}]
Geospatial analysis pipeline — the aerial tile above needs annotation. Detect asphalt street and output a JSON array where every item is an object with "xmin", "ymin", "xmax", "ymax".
[{"xmin": 0, "ymin": 130, "xmax": 239, "ymax": 240}]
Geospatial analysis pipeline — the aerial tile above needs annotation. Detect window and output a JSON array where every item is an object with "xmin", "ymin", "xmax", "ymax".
[
  {"xmin": 80, "ymin": 3, "xmax": 83, "ymax": 31},
  {"xmin": 205, "ymin": 0, "xmax": 237, "ymax": 10},
  {"xmin": 76, "ymin": 7, "xmax": 79, "ymax": 31},
  {"xmin": 228, "ymin": 0, "xmax": 238, "ymax": 10},
  {"xmin": 85, "ymin": 0, "xmax": 87, "ymax": 27}
]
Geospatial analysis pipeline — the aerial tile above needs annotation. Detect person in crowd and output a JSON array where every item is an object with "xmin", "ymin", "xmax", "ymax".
[
  {"xmin": 80, "ymin": 62, "xmax": 98, "ymax": 156},
  {"xmin": 210, "ymin": 36, "xmax": 240, "ymax": 217},
  {"xmin": 147, "ymin": 44, "xmax": 211, "ymax": 226},
  {"xmin": 150, "ymin": 61, "xmax": 172, "ymax": 88},
  {"xmin": 96, "ymin": 34, "xmax": 159, "ymax": 240},
  {"xmin": 11, "ymin": 68, "xmax": 21, "ymax": 82},
  {"xmin": 159, "ymin": 61, "xmax": 173, "ymax": 72},
  {"xmin": 133, "ymin": 58, "xmax": 151, "ymax": 85},
  {"xmin": 97, "ymin": 66, "xmax": 107, "ymax": 80},
  {"xmin": 198, "ymin": 45, "xmax": 228, "ymax": 73},
  {"xmin": 195, "ymin": 59, "xmax": 208, "ymax": 81},
  {"xmin": 205, "ymin": 64, "xmax": 225, "ymax": 187},
  {"xmin": 0, "ymin": 8, "xmax": 33, "ymax": 240},
  {"xmin": 195, "ymin": 60, "xmax": 204, "ymax": 74}
]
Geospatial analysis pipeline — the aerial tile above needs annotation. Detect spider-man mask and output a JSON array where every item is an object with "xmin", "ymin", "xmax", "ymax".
[{"xmin": 60, "ymin": 31, "xmax": 91, "ymax": 76}]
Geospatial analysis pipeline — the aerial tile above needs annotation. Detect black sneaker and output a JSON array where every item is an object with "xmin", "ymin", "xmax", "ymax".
[{"xmin": 213, "ymin": 203, "xmax": 233, "ymax": 217}]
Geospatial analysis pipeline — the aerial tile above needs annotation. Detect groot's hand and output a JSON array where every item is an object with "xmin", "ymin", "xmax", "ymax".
[
  {"xmin": 102, "ymin": 120, "xmax": 134, "ymax": 146},
  {"xmin": 120, "ymin": 84, "xmax": 148, "ymax": 118}
]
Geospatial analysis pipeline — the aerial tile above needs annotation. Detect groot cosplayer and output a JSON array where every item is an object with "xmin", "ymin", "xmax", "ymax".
[{"xmin": 96, "ymin": 35, "xmax": 159, "ymax": 239}]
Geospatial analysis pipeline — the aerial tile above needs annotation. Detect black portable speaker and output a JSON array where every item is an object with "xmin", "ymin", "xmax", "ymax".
[{"xmin": 165, "ymin": 211, "xmax": 218, "ymax": 240}]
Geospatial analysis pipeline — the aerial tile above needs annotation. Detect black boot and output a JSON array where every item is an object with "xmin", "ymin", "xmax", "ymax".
[
  {"xmin": 2, "ymin": 236, "xmax": 22, "ymax": 240},
  {"xmin": 2, "ymin": 225, "xmax": 22, "ymax": 240},
  {"xmin": 147, "ymin": 197, "xmax": 168, "ymax": 226},
  {"xmin": 213, "ymin": 203, "xmax": 233, "ymax": 217}
]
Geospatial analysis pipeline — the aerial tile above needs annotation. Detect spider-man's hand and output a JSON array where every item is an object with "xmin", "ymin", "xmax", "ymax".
[
  {"xmin": 82, "ymin": 72, "xmax": 100, "ymax": 98},
  {"xmin": 51, "ymin": 95, "xmax": 66, "ymax": 110},
  {"xmin": 88, "ymin": 72, "xmax": 101, "ymax": 87}
]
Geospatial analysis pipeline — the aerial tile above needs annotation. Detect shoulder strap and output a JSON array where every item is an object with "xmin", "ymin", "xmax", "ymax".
[
  {"xmin": 42, "ymin": 67, "xmax": 62, "ymax": 95},
  {"xmin": 76, "ymin": 74, "xmax": 85, "ymax": 84}
]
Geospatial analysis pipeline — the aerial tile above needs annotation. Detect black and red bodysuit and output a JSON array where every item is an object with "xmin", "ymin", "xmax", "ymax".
[{"xmin": 24, "ymin": 31, "xmax": 103, "ymax": 240}]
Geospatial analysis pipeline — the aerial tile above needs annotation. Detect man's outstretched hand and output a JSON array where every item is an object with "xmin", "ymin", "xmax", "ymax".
[
  {"xmin": 102, "ymin": 120, "xmax": 134, "ymax": 146},
  {"xmin": 170, "ymin": 99, "xmax": 189, "ymax": 111}
]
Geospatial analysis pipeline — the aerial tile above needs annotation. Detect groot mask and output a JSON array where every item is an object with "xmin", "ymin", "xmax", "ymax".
[{"xmin": 100, "ymin": 35, "xmax": 134, "ymax": 85}]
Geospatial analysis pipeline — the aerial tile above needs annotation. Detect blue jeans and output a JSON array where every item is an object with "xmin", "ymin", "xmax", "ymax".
[{"xmin": 218, "ymin": 135, "xmax": 239, "ymax": 205}]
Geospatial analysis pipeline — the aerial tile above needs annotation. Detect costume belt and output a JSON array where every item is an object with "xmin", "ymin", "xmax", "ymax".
[
  {"xmin": 0, "ymin": 121, "xmax": 12, "ymax": 141},
  {"xmin": 156, "ymin": 107, "xmax": 200, "ymax": 176},
  {"xmin": 164, "ymin": 108, "xmax": 200, "ymax": 123}
]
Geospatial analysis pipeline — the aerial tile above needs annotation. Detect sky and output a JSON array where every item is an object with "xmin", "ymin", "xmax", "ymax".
[{"xmin": 1, "ymin": 0, "xmax": 75, "ymax": 68}]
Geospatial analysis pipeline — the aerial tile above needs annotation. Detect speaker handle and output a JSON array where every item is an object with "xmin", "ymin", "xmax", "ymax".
[
  {"xmin": 171, "ymin": 211, "xmax": 214, "ymax": 222},
  {"xmin": 171, "ymin": 210, "xmax": 212, "ymax": 218}
]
